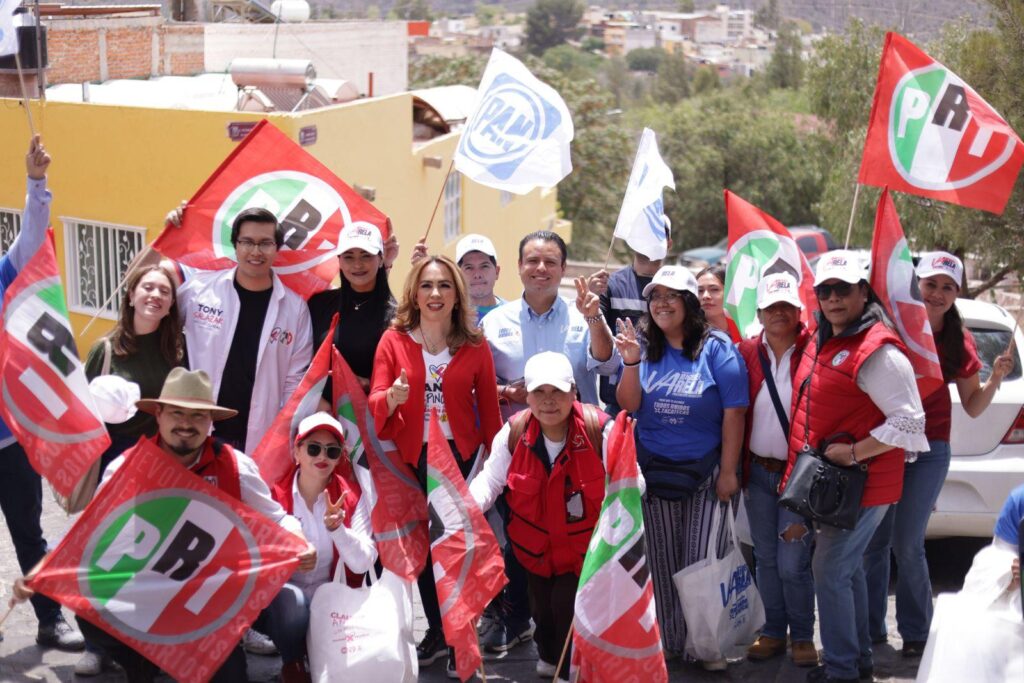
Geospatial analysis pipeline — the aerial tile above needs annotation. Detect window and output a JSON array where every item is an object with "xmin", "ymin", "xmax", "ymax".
[
  {"xmin": 0, "ymin": 207, "xmax": 22, "ymax": 257},
  {"xmin": 443, "ymin": 170, "xmax": 462, "ymax": 242},
  {"xmin": 63, "ymin": 219, "xmax": 145, "ymax": 319},
  {"xmin": 968, "ymin": 326, "xmax": 1022, "ymax": 382}
]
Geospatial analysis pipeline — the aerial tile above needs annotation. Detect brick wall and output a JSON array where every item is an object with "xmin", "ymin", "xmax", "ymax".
[{"xmin": 47, "ymin": 21, "xmax": 103, "ymax": 84}]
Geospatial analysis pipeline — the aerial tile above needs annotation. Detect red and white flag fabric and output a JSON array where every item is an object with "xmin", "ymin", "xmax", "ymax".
[
  {"xmin": 859, "ymin": 32, "xmax": 1024, "ymax": 214},
  {"xmin": 722, "ymin": 190, "xmax": 817, "ymax": 338},
  {"xmin": 26, "ymin": 437, "xmax": 305, "ymax": 683},
  {"xmin": 251, "ymin": 314, "xmax": 336, "ymax": 487},
  {"xmin": 869, "ymin": 188, "xmax": 945, "ymax": 399},
  {"xmin": 152, "ymin": 119, "xmax": 390, "ymax": 298},
  {"xmin": 0, "ymin": 229, "xmax": 110, "ymax": 497},
  {"xmin": 425, "ymin": 410, "xmax": 506, "ymax": 682},
  {"xmin": 571, "ymin": 413, "xmax": 667, "ymax": 683},
  {"xmin": 332, "ymin": 347, "xmax": 428, "ymax": 581}
]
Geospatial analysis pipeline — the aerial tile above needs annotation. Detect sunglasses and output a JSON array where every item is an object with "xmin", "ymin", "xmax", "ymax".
[
  {"xmin": 304, "ymin": 442, "xmax": 344, "ymax": 460},
  {"xmin": 814, "ymin": 282, "xmax": 856, "ymax": 300}
]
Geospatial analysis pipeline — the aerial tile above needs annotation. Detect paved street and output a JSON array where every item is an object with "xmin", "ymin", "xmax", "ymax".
[{"xmin": 0, "ymin": 491, "xmax": 987, "ymax": 682}]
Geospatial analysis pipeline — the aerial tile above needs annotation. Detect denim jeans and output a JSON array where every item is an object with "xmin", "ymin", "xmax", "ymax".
[
  {"xmin": 253, "ymin": 582, "xmax": 309, "ymax": 665},
  {"xmin": 0, "ymin": 441, "xmax": 62, "ymax": 626},
  {"xmin": 864, "ymin": 440, "xmax": 950, "ymax": 642},
  {"xmin": 745, "ymin": 460, "xmax": 816, "ymax": 641},
  {"xmin": 813, "ymin": 504, "xmax": 889, "ymax": 680}
]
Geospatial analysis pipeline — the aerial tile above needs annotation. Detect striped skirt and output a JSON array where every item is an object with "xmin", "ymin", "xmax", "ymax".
[{"xmin": 642, "ymin": 466, "xmax": 732, "ymax": 656}]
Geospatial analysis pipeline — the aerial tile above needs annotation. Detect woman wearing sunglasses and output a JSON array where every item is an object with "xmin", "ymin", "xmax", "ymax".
[
  {"xmin": 780, "ymin": 250, "xmax": 929, "ymax": 683},
  {"xmin": 864, "ymin": 251, "xmax": 1014, "ymax": 657},
  {"xmin": 270, "ymin": 411, "xmax": 376, "ymax": 617}
]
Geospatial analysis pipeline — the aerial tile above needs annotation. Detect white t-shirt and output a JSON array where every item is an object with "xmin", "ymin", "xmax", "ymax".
[{"xmin": 423, "ymin": 347, "xmax": 453, "ymax": 441}]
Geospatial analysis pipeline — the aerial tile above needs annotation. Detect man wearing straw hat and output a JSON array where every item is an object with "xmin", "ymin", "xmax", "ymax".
[{"xmin": 13, "ymin": 368, "xmax": 317, "ymax": 682}]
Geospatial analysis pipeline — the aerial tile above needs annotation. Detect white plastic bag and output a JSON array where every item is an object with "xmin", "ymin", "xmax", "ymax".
[
  {"xmin": 307, "ymin": 567, "xmax": 418, "ymax": 683},
  {"xmin": 734, "ymin": 494, "xmax": 752, "ymax": 547},
  {"xmin": 673, "ymin": 502, "xmax": 765, "ymax": 662}
]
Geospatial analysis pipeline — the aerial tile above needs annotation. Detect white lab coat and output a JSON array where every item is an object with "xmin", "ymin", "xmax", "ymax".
[{"xmin": 177, "ymin": 267, "xmax": 313, "ymax": 452}]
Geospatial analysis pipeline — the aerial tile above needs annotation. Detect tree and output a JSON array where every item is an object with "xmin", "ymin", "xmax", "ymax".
[
  {"xmin": 626, "ymin": 47, "xmax": 663, "ymax": 73},
  {"xmin": 653, "ymin": 51, "xmax": 692, "ymax": 104},
  {"xmin": 676, "ymin": 0, "xmax": 695, "ymax": 11},
  {"xmin": 391, "ymin": 0, "xmax": 432, "ymax": 21},
  {"xmin": 767, "ymin": 21, "xmax": 805, "ymax": 89},
  {"xmin": 524, "ymin": 0, "xmax": 584, "ymax": 56},
  {"xmin": 475, "ymin": 2, "xmax": 501, "ymax": 26},
  {"xmin": 692, "ymin": 65, "xmax": 721, "ymax": 94},
  {"xmin": 365, "ymin": 4, "xmax": 381, "ymax": 20},
  {"xmin": 409, "ymin": 54, "xmax": 486, "ymax": 88},
  {"xmin": 755, "ymin": 0, "xmax": 780, "ymax": 30},
  {"xmin": 542, "ymin": 44, "xmax": 602, "ymax": 79}
]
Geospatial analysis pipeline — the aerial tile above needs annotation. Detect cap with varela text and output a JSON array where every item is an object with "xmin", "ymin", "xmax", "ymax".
[
  {"xmin": 455, "ymin": 233, "xmax": 497, "ymax": 264},
  {"xmin": 813, "ymin": 249, "xmax": 865, "ymax": 286},
  {"xmin": 641, "ymin": 265, "xmax": 698, "ymax": 298},
  {"xmin": 757, "ymin": 272, "xmax": 803, "ymax": 310},
  {"xmin": 524, "ymin": 351, "xmax": 575, "ymax": 393},
  {"xmin": 338, "ymin": 224, "xmax": 383, "ymax": 255},
  {"xmin": 915, "ymin": 251, "xmax": 963, "ymax": 287}
]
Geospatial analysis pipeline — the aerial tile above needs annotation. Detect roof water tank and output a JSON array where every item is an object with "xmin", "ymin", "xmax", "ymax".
[{"xmin": 270, "ymin": 0, "xmax": 310, "ymax": 22}]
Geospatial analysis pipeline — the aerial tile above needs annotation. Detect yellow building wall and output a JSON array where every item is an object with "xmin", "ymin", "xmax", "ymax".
[{"xmin": 0, "ymin": 93, "xmax": 566, "ymax": 357}]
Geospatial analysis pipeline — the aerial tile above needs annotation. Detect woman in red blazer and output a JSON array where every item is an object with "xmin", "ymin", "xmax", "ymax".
[{"xmin": 368, "ymin": 254, "xmax": 502, "ymax": 671}]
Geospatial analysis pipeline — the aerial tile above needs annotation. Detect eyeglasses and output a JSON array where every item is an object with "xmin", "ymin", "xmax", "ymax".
[
  {"xmin": 814, "ymin": 282, "xmax": 856, "ymax": 300},
  {"xmin": 236, "ymin": 238, "xmax": 278, "ymax": 253},
  {"xmin": 304, "ymin": 442, "xmax": 344, "ymax": 460},
  {"xmin": 649, "ymin": 291, "xmax": 684, "ymax": 303}
]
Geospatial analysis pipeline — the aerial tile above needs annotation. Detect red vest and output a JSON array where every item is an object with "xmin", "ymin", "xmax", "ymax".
[
  {"xmin": 145, "ymin": 435, "xmax": 242, "ymax": 500},
  {"xmin": 737, "ymin": 328, "xmax": 807, "ymax": 485},
  {"xmin": 271, "ymin": 463, "xmax": 363, "ymax": 587},
  {"xmin": 505, "ymin": 403, "xmax": 608, "ymax": 577},
  {"xmin": 783, "ymin": 321, "xmax": 906, "ymax": 506}
]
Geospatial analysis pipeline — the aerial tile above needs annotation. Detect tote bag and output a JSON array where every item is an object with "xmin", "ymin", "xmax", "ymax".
[
  {"xmin": 307, "ymin": 566, "xmax": 417, "ymax": 683},
  {"xmin": 672, "ymin": 502, "xmax": 765, "ymax": 662}
]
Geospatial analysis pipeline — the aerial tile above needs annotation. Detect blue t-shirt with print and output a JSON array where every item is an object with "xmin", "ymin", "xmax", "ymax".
[
  {"xmin": 994, "ymin": 483, "xmax": 1024, "ymax": 546},
  {"xmin": 635, "ymin": 332, "xmax": 749, "ymax": 460}
]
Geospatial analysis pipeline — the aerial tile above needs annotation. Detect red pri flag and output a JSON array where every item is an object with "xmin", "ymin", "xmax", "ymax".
[
  {"xmin": 0, "ymin": 229, "xmax": 109, "ymax": 496},
  {"xmin": 341, "ymin": 351, "xmax": 429, "ymax": 581},
  {"xmin": 425, "ymin": 410, "xmax": 506, "ymax": 682},
  {"xmin": 27, "ymin": 437, "xmax": 305, "ymax": 683},
  {"xmin": 869, "ymin": 188, "xmax": 945, "ymax": 399},
  {"xmin": 152, "ymin": 119, "xmax": 390, "ymax": 298},
  {"xmin": 251, "ymin": 314, "xmax": 336, "ymax": 486},
  {"xmin": 572, "ymin": 413, "xmax": 667, "ymax": 683},
  {"xmin": 859, "ymin": 32, "xmax": 1024, "ymax": 214},
  {"xmin": 723, "ymin": 191, "xmax": 817, "ymax": 338}
]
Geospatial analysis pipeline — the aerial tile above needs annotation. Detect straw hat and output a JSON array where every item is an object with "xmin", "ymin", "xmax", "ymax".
[{"xmin": 136, "ymin": 368, "xmax": 238, "ymax": 421}]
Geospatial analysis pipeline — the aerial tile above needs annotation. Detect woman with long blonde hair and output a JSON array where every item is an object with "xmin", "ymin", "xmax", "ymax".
[{"xmin": 369, "ymin": 254, "xmax": 502, "ymax": 675}]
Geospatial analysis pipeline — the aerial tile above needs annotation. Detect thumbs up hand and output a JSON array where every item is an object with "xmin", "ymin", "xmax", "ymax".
[
  {"xmin": 324, "ymin": 491, "xmax": 349, "ymax": 532},
  {"xmin": 387, "ymin": 369, "xmax": 410, "ymax": 413}
]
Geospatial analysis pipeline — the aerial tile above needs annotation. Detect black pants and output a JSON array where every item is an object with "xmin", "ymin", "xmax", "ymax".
[
  {"xmin": 527, "ymin": 571, "xmax": 578, "ymax": 679},
  {"xmin": 415, "ymin": 440, "xmax": 474, "ymax": 633},
  {"xmin": 0, "ymin": 441, "xmax": 62, "ymax": 627},
  {"xmin": 77, "ymin": 618, "xmax": 247, "ymax": 682}
]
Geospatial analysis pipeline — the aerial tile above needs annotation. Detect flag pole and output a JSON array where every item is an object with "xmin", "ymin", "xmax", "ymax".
[
  {"xmin": 553, "ymin": 619, "xmax": 575, "ymax": 683},
  {"xmin": 13, "ymin": 51, "xmax": 38, "ymax": 137},
  {"xmin": 0, "ymin": 602, "xmax": 15, "ymax": 635},
  {"xmin": 844, "ymin": 182, "xmax": 862, "ymax": 249},
  {"xmin": 602, "ymin": 234, "xmax": 616, "ymax": 271},
  {"xmin": 78, "ymin": 243, "xmax": 154, "ymax": 337},
  {"xmin": 422, "ymin": 158, "xmax": 455, "ymax": 242}
]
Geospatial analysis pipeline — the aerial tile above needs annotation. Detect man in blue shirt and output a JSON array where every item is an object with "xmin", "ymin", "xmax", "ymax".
[
  {"xmin": 0, "ymin": 136, "xmax": 84, "ymax": 651},
  {"xmin": 482, "ymin": 231, "xmax": 617, "ymax": 420}
]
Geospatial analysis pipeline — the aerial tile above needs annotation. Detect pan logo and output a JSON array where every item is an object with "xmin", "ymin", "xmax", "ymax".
[
  {"xmin": 80, "ymin": 490, "xmax": 259, "ymax": 644},
  {"xmin": 458, "ymin": 74, "xmax": 563, "ymax": 180},
  {"xmin": 889, "ymin": 65, "xmax": 1018, "ymax": 191}
]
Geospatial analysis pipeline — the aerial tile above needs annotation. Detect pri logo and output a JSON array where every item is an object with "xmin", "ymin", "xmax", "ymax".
[
  {"xmin": 212, "ymin": 171, "xmax": 351, "ymax": 261},
  {"xmin": 724, "ymin": 230, "xmax": 804, "ymax": 338},
  {"xmin": 80, "ymin": 490, "xmax": 259, "ymax": 644},
  {"xmin": 2, "ymin": 276, "xmax": 105, "ymax": 445},
  {"xmin": 457, "ymin": 73, "xmax": 564, "ymax": 181},
  {"xmin": 832, "ymin": 350, "xmax": 851, "ymax": 367},
  {"xmin": 889, "ymin": 66, "xmax": 1018, "ymax": 191}
]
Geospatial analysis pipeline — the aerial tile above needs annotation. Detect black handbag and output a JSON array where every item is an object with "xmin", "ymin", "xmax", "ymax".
[
  {"xmin": 778, "ymin": 342, "xmax": 868, "ymax": 530},
  {"xmin": 779, "ymin": 433, "xmax": 867, "ymax": 530}
]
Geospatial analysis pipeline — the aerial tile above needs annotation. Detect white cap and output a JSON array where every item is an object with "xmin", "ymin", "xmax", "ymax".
[
  {"xmin": 757, "ymin": 272, "xmax": 803, "ymax": 310},
  {"xmin": 455, "ymin": 234, "xmax": 497, "ymax": 264},
  {"xmin": 524, "ymin": 351, "xmax": 575, "ymax": 393},
  {"xmin": 915, "ymin": 251, "xmax": 963, "ymax": 287},
  {"xmin": 337, "ymin": 223, "xmax": 383, "ymax": 256},
  {"xmin": 641, "ymin": 265, "xmax": 699, "ymax": 298},
  {"xmin": 89, "ymin": 375, "xmax": 140, "ymax": 424},
  {"xmin": 295, "ymin": 411, "xmax": 346, "ymax": 445},
  {"xmin": 813, "ymin": 249, "xmax": 865, "ymax": 286}
]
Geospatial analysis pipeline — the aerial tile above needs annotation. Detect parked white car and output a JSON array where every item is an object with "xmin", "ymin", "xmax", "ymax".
[{"xmin": 927, "ymin": 297, "xmax": 1024, "ymax": 538}]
